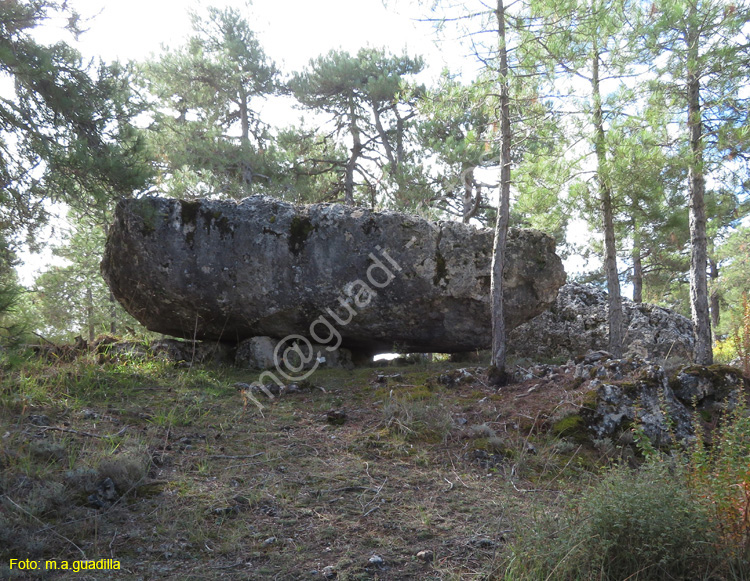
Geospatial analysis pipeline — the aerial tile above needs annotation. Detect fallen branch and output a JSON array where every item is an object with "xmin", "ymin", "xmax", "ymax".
[
  {"xmin": 205, "ymin": 453, "xmax": 265, "ymax": 460},
  {"xmin": 37, "ymin": 425, "xmax": 129, "ymax": 439}
]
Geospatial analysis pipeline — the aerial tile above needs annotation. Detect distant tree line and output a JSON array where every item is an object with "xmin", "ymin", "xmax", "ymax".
[{"xmin": 0, "ymin": 0, "xmax": 748, "ymax": 368}]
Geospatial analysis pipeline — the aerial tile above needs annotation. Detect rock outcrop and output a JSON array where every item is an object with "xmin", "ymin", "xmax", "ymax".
[
  {"xmin": 579, "ymin": 356, "xmax": 747, "ymax": 447},
  {"xmin": 509, "ymin": 283, "xmax": 695, "ymax": 362},
  {"xmin": 532, "ymin": 353, "xmax": 747, "ymax": 449},
  {"xmin": 101, "ymin": 196, "xmax": 566, "ymax": 354}
]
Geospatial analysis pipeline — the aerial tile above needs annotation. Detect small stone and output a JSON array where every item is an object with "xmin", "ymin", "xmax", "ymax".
[
  {"xmin": 88, "ymin": 477, "xmax": 118, "ymax": 509},
  {"xmin": 28, "ymin": 414, "xmax": 51, "ymax": 426},
  {"xmin": 326, "ymin": 410, "xmax": 347, "ymax": 426},
  {"xmin": 263, "ymin": 536, "xmax": 277, "ymax": 546},
  {"xmin": 471, "ymin": 537, "xmax": 496, "ymax": 548},
  {"xmin": 212, "ymin": 506, "xmax": 238, "ymax": 516},
  {"xmin": 585, "ymin": 350, "xmax": 613, "ymax": 365},
  {"xmin": 321, "ymin": 565, "xmax": 336, "ymax": 578},
  {"xmin": 368, "ymin": 554, "xmax": 384, "ymax": 566},
  {"xmin": 416, "ymin": 549, "xmax": 434, "ymax": 562}
]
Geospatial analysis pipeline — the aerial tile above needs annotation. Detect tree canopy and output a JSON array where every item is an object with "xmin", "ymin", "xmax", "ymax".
[{"xmin": 3, "ymin": 0, "xmax": 749, "ymax": 365}]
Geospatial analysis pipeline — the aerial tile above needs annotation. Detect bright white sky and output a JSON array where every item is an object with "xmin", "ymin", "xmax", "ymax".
[{"xmin": 62, "ymin": 0, "xmax": 462, "ymax": 75}]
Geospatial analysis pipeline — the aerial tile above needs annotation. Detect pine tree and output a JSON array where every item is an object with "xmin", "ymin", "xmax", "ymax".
[
  {"xmin": 1, "ymin": 0, "xmax": 151, "ymax": 341},
  {"xmin": 643, "ymin": 0, "xmax": 750, "ymax": 364},
  {"xmin": 524, "ymin": 0, "xmax": 644, "ymax": 358},
  {"xmin": 605, "ymin": 109, "xmax": 689, "ymax": 305},
  {"xmin": 416, "ymin": 73, "xmax": 499, "ymax": 222},
  {"xmin": 142, "ymin": 6, "xmax": 279, "ymax": 199},
  {"xmin": 290, "ymin": 48, "xmax": 424, "ymax": 207},
  {"xmin": 1, "ymin": 1, "xmax": 152, "ymax": 229},
  {"xmin": 488, "ymin": 0, "xmax": 513, "ymax": 385},
  {"xmin": 32, "ymin": 211, "xmax": 139, "ymax": 342},
  {"xmin": 411, "ymin": 0, "xmax": 565, "ymax": 380}
]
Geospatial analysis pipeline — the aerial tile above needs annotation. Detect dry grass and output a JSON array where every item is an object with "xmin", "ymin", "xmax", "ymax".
[{"xmin": 0, "ymin": 351, "xmax": 607, "ymax": 580}]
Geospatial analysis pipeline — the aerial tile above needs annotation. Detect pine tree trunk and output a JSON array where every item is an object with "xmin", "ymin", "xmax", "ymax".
[
  {"xmin": 463, "ymin": 167, "xmax": 477, "ymax": 223},
  {"xmin": 686, "ymin": 16, "xmax": 713, "ymax": 365},
  {"xmin": 86, "ymin": 286, "xmax": 95, "ymax": 344},
  {"xmin": 632, "ymin": 228, "xmax": 643, "ymax": 303},
  {"xmin": 709, "ymin": 258, "xmax": 720, "ymax": 330},
  {"xmin": 239, "ymin": 84, "xmax": 250, "ymax": 145},
  {"xmin": 344, "ymin": 99, "xmax": 362, "ymax": 206},
  {"xmin": 489, "ymin": 0, "xmax": 511, "ymax": 387},
  {"xmin": 592, "ymin": 47, "xmax": 623, "ymax": 358}
]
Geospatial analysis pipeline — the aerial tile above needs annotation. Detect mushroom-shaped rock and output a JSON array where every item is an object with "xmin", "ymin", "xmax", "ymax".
[{"xmin": 101, "ymin": 196, "xmax": 566, "ymax": 354}]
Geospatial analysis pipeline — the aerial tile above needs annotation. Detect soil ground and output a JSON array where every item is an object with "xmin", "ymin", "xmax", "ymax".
[{"xmin": 0, "ymin": 353, "xmax": 608, "ymax": 580}]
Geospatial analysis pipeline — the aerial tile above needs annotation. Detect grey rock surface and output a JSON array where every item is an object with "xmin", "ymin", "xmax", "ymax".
[
  {"xmin": 234, "ymin": 336, "xmax": 353, "ymax": 370},
  {"xmin": 102, "ymin": 196, "xmax": 566, "ymax": 354},
  {"xmin": 95, "ymin": 337, "xmax": 234, "ymax": 365},
  {"xmin": 582, "ymin": 359, "xmax": 694, "ymax": 447},
  {"xmin": 509, "ymin": 283, "xmax": 695, "ymax": 362},
  {"xmin": 579, "ymin": 356, "xmax": 747, "ymax": 447}
]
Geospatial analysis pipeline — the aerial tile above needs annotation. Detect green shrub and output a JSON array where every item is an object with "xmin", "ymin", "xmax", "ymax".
[
  {"xmin": 504, "ymin": 394, "xmax": 750, "ymax": 580},
  {"xmin": 504, "ymin": 461, "xmax": 722, "ymax": 580},
  {"xmin": 715, "ymin": 293, "xmax": 750, "ymax": 378},
  {"xmin": 733, "ymin": 293, "xmax": 750, "ymax": 378}
]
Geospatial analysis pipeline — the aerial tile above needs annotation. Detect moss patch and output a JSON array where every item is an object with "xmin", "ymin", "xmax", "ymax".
[
  {"xmin": 180, "ymin": 200, "xmax": 201, "ymax": 247},
  {"xmin": 552, "ymin": 414, "xmax": 589, "ymax": 443},
  {"xmin": 472, "ymin": 437, "xmax": 509, "ymax": 455},
  {"xmin": 289, "ymin": 215, "xmax": 315, "ymax": 255},
  {"xmin": 433, "ymin": 250, "xmax": 448, "ymax": 286},
  {"xmin": 180, "ymin": 200, "xmax": 201, "ymax": 226},
  {"xmin": 205, "ymin": 210, "xmax": 232, "ymax": 239},
  {"xmin": 618, "ymin": 381, "xmax": 640, "ymax": 397},
  {"xmin": 581, "ymin": 389, "xmax": 599, "ymax": 411},
  {"xmin": 133, "ymin": 201, "xmax": 160, "ymax": 236},
  {"xmin": 669, "ymin": 364, "xmax": 746, "ymax": 399}
]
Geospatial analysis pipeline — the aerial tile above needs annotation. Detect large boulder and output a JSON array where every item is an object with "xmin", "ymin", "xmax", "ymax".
[
  {"xmin": 101, "ymin": 196, "xmax": 566, "ymax": 354},
  {"xmin": 509, "ymin": 283, "xmax": 695, "ymax": 362}
]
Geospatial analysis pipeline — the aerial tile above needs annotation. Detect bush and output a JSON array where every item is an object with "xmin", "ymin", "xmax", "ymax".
[
  {"xmin": 504, "ymin": 393, "xmax": 750, "ymax": 580},
  {"xmin": 687, "ymin": 398, "xmax": 750, "ymax": 571},
  {"xmin": 716, "ymin": 293, "xmax": 750, "ymax": 378},
  {"xmin": 733, "ymin": 293, "xmax": 750, "ymax": 379},
  {"xmin": 504, "ymin": 461, "xmax": 722, "ymax": 580}
]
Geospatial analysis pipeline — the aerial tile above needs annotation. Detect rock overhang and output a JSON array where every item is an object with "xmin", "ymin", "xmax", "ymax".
[{"xmin": 101, "ymin": 195, "xmax": 567, "ymax": 353}]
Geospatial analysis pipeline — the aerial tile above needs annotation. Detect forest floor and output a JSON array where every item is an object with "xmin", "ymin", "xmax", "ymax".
[{"xmin": 0, "ymin": 349, "xmax": 618, "ymax": 580}]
